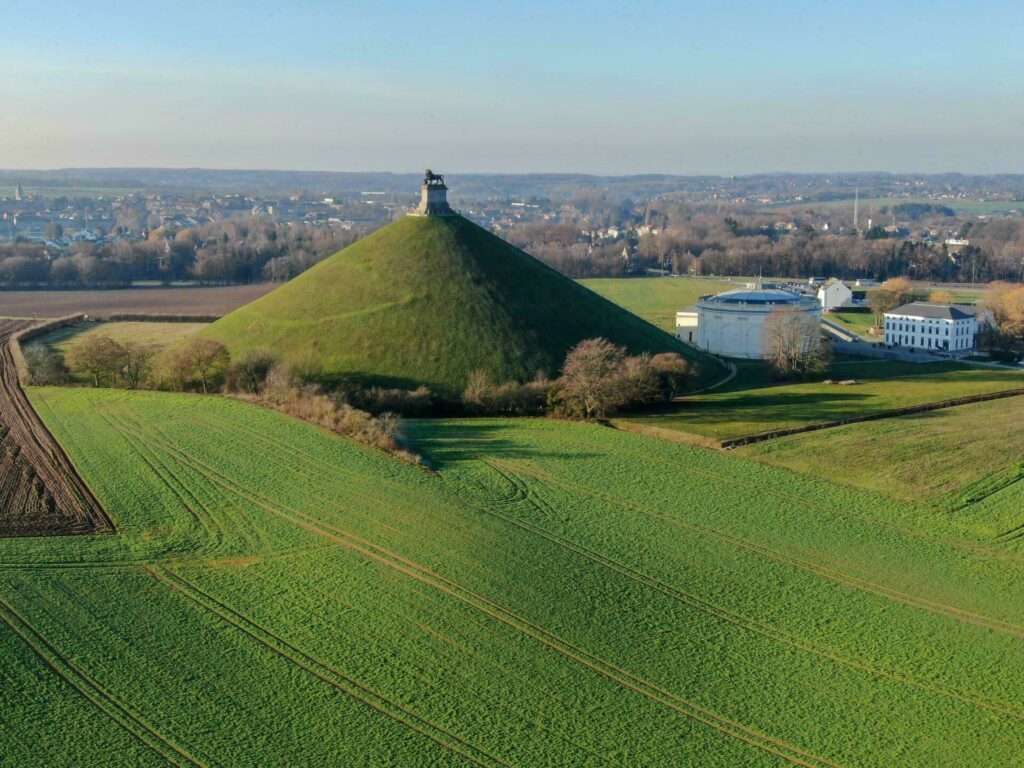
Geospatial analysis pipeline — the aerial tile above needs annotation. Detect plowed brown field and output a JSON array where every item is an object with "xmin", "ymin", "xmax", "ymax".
[{"xmin": 0, "ymin": 320, "xmax": 113, "ymax": 536}]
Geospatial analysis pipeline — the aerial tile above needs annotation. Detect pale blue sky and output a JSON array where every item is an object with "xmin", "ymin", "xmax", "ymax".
[{"xmin": 3, "ymin": 1, "xmax": 1022, "ymax": 173}]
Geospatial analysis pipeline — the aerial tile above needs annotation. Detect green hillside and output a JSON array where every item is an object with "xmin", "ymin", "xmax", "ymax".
[{"xmin": 202, "ymin": 215, "xmax": 720, "ymax": 393}]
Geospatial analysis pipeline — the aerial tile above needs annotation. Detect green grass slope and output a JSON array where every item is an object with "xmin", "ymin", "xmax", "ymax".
[{"xmin": 202, "ymin": 215, "xmax": 721, "ymax": 393}]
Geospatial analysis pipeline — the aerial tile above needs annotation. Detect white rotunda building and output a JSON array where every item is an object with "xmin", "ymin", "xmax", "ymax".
[{"xmin": 676, "ymin": 284, "xmax": 822, "ymax": 359}]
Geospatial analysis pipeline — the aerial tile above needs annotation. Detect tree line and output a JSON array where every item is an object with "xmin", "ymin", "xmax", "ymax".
[{"xmin": 0, "ymin": 218, "xmax": 365, "ymax": 287}]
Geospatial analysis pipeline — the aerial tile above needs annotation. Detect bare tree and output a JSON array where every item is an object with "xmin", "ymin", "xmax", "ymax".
[
  {"xmin": 555, "ymin": 338, "xmax": 627, "ymax": 419},
  {"xmin": 868, "ymin": 276, "xmax": 913, "ymax": 327},
  {"xmin": 175, "ymin": 338, "xmax": 230, "ymax": 394},
  {"xmin": 66, "ymin": 334, "xmax": 127, "ymax": 387},
  {"xmin": 120, "ymin": 342, "xmax": 156, "ymax": 389},
  {"xmin": 763, "ymin": 308, "xmax": 831, "ymax": 380}
]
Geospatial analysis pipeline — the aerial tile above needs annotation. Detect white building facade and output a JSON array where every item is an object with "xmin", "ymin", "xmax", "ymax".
[
  {"xmin": 817, "ymin": 279, "xmax": 853, "ymax": 311},
  {"xmin": 679, "ymin": 287, "xmax": 821, "ymax": 359},
  {"xmin": 883, "ymin": 302, "xmax": 978, "ymax": 353}
]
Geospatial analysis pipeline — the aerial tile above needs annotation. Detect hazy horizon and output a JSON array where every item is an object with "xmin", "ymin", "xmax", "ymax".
[{"xmin": 4, "ymin": 0, "xmax": 1022, "ymax": 175}]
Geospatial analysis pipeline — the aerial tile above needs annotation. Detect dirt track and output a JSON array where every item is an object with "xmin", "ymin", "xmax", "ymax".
[{"xmin": 0, "ymin": 320, "xmax": 113, "ymax": 536}]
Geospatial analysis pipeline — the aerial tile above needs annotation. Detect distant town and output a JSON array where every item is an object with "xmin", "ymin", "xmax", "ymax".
[{"xmin": 1, "ymin": 169, "xmax": 1023, "ymax": 287}]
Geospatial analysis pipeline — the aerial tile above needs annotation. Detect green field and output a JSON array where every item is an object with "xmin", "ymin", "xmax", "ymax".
[
  {"xmin": 777, "ymin": 196, "xmax": 1023, "ymax": 216},
  {"xmin": 35, "ymin": 321, "xmax": 207, "ymax": 356},
  {"xmin": 579, "ymin": 276, "xmax": 736, "ymax": 332},
  {"xmin": 738, "ymin": 394, "xmax": 1024, "ymax": 523},
  {"xmin": 826, "ymin": 309, "xmax": 877, "ymax": 339},
  {"xmin": 2, "ymin": 388, "xmax": 1024, "ymax": 765},
  {"xmin": 621, "ymin": 361, "xmax": 1024, "ymax": 440}
]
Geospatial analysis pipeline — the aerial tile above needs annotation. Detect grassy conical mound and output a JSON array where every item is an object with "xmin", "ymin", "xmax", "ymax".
[{"xmin": 202, "ymin": 215, "xmax": 718, "ymax": 394}]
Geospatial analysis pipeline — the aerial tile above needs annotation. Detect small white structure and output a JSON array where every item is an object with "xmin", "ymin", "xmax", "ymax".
[
  {"xmin": 680, "ymin": 284, "xmax": 822, "ymax": 359},
  {"xmin": 883, "ymin": 302, "xmax": 978, "ymax": 353},
  {"xmin": 675, "ymin": 310, "xmax": 699, "ymax": 344},
  {"xmin": 817, "ymin": 279, "xmax": 853, "ymax": 311}
]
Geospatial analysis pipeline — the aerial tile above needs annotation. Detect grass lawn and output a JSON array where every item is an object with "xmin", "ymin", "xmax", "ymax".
[
  {"xmin": 736, "ymin": 395, "xmax": 1024, "ymax": 529},
  {"xmin": 826, "ymin": 309, "xmax": 877, "ymax": 338},
  {"xmin": 34, "ymin": 321, "xmax": 207, "ymax": 356},
  {"xmin": 6, "ymin": 387, "xmax": 1024, "ymax": 765},
  {"xmin": 579, "ymin": 276, "xmax": 735, "ymax": 333},
  {"xmin": 620, "ymin": 361, "xmax": 1024, "ymax": 440}
]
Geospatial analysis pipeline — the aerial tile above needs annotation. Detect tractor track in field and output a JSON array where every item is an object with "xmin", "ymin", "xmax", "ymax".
[
  {"xmin": 479, "ymin": 460, "xmax": 1024, "ymax": 723},
  {"xmin": 487, "ymin": 458, "xmax": 1024, "ymax": 641},
  {"xmin": 94, "ymin": 407, "xmax": 271, "ymax": 557},
  {"xmin": 148, "ymin": 567, "xmax": 508, "ymax": 768},
  {"xmin": 0, "ymin": 319, "xmax": 113, "ymax": 537},
  {"xmin": 0, "ymin": 592, "xmax": 204, "ymax": 767},
  {"xmin": 110, "ymin": 414, "xmax": 843, "ymax": 768}
]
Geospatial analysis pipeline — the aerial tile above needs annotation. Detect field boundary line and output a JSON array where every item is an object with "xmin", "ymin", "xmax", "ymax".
[
  {"xmin": 478, "ymin": 460, "xmax": 1024, "ymax": 722},
  {"xmin": 118, "ymin": 418, "xmax": 841, "ymax": 768},
  {"xmin": 0, "ymin": 591, "xmax": 205, "ymax": 767},
  {"xmin": 148, "ymin": 567, "xmax": 509, "ymax": 768}
]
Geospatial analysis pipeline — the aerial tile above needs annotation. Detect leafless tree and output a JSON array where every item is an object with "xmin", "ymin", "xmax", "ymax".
[{"xmin": 763, "ymin": 308, "xmax": 831, "ymax": 380}]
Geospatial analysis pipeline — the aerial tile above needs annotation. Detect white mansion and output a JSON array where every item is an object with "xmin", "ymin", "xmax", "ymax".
[{"xmin": 883, "ymin": 302, "xmax": 978, "ymax": 353}]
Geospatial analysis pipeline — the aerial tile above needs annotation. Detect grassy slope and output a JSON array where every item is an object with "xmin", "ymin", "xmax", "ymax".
[
  {"xmin": 736, "ymin": 394, "xmax": 1024, "ymax": 519},
  {"xmin": 4, "ymin": 389, "xmax": 1024, "ymax": 765},
  {"xmin": 621, "ymin": 361, "xmax": 1023, "ymax": 439},
  {"xmin": 202, "ymin": 216, "xmax": 722, "ymax": 393},
  {"xmin": 578, "ymin": 276, "xmax": 734, "ymax": 333}
]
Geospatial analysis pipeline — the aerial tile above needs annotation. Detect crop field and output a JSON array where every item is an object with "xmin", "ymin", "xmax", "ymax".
[
  {"xmin": 36, "ymin": 321, "xmax": 207, "ymax": 357},
  {"xmin": 579, "ymin": 276, "xmax": 735, "ymax": 332},
  {"xmin": 0, "ymin": 321, "xmax": 112, "ymax": 536},
  {"xmin": 0, "ymin": 284, "xmax": 275, "ymax": 319},
  {"xmin": 737, "ymin": 394, "xmax": 1024, "ymax": 533},
  {"xmin": 3, "ymin": 388, "xmax": 1024, "ymax": 765},
  {"xmin": 621, "ymin": 361, "xmax": 1024, "ymax": 440}
]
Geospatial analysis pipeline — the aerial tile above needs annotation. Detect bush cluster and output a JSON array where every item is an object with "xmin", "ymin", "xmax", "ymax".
[{"xmin": 253, "ymin": 367, "xmax": 420, "ymax": 464}]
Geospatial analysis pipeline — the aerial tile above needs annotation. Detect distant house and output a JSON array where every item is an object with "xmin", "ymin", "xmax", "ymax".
[
  {"xmin": 883, "ymin": 302, "xmax": 978, "ymax": 353},
  {"xmin": 817, "ymin": 279, "xmax": 853, "ymax": 311}
]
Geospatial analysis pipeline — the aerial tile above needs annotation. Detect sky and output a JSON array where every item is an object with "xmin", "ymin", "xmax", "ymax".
[{"xmin": 2, "ymin": 0, "xmax": 1023, "ymax": 175}]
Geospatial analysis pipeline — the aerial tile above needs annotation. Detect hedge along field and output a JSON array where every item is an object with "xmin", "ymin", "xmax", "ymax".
[{"xmin": 5, "ymin": 390, "xmax": 1024, "ymax": 765}]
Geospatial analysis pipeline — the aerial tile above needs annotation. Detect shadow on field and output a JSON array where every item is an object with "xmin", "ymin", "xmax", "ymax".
[{"xmin": 407, "ymin": 420, "xmax": 598, "ymax": 469}]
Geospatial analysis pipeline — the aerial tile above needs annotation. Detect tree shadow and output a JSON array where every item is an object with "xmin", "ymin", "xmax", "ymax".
[{"xmin": 406, "ymin": 419, "xmax": 598, "ymax": 469}]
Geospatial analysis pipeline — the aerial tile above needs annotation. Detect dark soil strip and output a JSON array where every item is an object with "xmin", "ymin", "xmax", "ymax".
[{"xmin": 0, "ymin": 319, "xmax": 114, "ymax": 537}]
